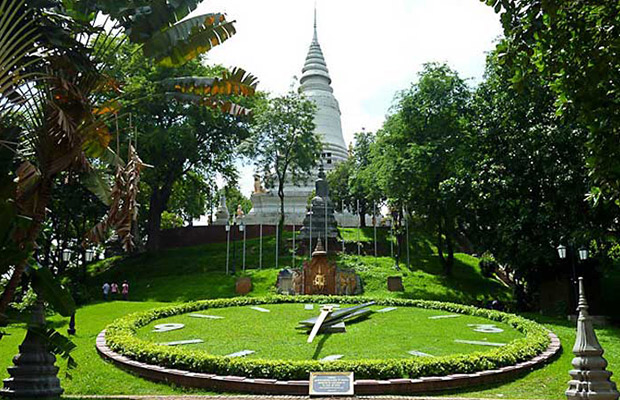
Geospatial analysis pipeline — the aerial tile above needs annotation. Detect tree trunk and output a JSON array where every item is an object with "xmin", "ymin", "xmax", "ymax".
[
  {"xmin": 0, "ymin": 178, "xmax": 53, "ymax": 318},
  {"xmin": 146, "ymin": 183, "xmax": 173, "ymax": 252},
  {"xmin": 437, "ymin": 228, "xmax": 445, "ymax": 268},
  {"xmin": 444, "ymin": 233, "xmax": 454, "ymax": 276}
]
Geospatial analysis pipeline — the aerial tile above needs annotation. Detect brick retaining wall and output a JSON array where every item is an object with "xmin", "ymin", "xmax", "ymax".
[{"xmin": 96, "ymin": 330, "xmax": 561, "ymax": 395}]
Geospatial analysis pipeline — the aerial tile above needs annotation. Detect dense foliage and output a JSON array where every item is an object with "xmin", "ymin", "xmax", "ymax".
[
  {"xmin": 371, "ymin": 63, "xmax": 471, "ymax": 275},
  {"xmin": 101, "ymin": 39, "xmax": 254, "ymax": 250},
  {"xmin": 484, "ymin": 0, "xmax": 620, "ymax": 208},
  {"xmin": 105, "ymin": 296, "xmax": 550, "ymax": 380}
]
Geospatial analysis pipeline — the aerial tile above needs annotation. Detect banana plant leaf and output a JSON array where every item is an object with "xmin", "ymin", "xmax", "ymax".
[
  {"xmin": 162, "ymin": 67, "xmax": 258, "ymax": 96},
  {"xmin": 31, "ymin": 326, "xmax": 77, "ymax": 372},
  {"xmin": 143, "ymin": 13, "xmax": 236, "ymax": 67},
  {"xmin": 81, "ymin": 169, "xmax": 112, "ymax": 206},
  {"xmin": 29, "ymin": 264, "xmax": 76, "ymax": 317},
  {"xmin": 165, "ymin": 93, "xmax": 252, "ymax": 117},
  {"xmin": 120, "ymin": 0, "xmax": 203, "ymax": 43}
]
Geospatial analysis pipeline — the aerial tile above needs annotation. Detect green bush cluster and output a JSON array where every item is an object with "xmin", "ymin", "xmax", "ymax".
[{"xmin": 104, "ymin": 296, "xmax": 551, "ymax": 380}]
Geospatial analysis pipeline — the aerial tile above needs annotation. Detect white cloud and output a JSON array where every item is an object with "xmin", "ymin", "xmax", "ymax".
[{"xmin": 194, "ymin": 0, "xmax": 503, "ymax": 197}]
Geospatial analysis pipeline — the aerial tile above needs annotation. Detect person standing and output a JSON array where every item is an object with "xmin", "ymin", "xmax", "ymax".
[
  {"xmin": 102, "ymin": 282, "xmax": 110, "ymax": 301},
  {"xmin": 110, "ymin": 282, "xmax": 119, "ymax": 300},
  {"xmin": 121, "ymin": 280, "xmax": 129, "ymax": 301}
]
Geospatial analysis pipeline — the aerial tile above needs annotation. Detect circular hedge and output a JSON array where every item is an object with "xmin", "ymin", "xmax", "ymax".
[{"xmin": 104, "ymin": 296, "xmax": 551, "ymax": 380}]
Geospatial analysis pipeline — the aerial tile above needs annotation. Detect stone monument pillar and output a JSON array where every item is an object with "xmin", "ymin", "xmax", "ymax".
[
  {"xmin": 213, "ymin": 194, "xmax": 230, "ymax": 225},
  {"xmin": 298, "ymin": 165, "xmax": 339, "ymax": 252},
  {"xmin": 566, "ymin": 277, "xmax": 619, "ymax": 400},
  {"xmin": 2, "ymin": 301, "xmax": 63, "ymax": 398}
]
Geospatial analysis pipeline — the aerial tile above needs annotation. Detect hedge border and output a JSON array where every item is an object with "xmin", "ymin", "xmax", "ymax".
[
  {"xmin": 104, "ymin": 296, "xmax": 553, "ymax": 381},
  {"xmin": 97, "ymin": 329, "xmax": 561, "ymax": 394}
]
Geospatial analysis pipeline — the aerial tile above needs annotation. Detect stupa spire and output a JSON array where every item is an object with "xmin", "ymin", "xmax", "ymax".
[
  {"xmin": 313, "ymin": 2, "xmax": 318, "ymax": 42},
  {"xmin": 300, "ymin": 4, "xmax": 332, "ymax": 92}
]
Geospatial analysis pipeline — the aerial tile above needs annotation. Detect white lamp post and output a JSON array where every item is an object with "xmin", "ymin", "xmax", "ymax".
[
  {"xmin": 259, "ymin": 223, "xmax": 263, "ymax": 269},
  {"xmin": 239, "ymin": 221, "xmax": 246, "ymax": 272},
  {"xmin": 356, "ymin": 199, "xmax": 360, "ymax": 256},
  {"xmin": 578, "ymin": 248, "xmax": 589, "ymax": 262},
  {"xmin": 309, "ymin": 210, "xmax": 314, "ymax": 255},
  {"xmin": 225, "ymin": 222, "xmax": 230, "ymax": 275}
]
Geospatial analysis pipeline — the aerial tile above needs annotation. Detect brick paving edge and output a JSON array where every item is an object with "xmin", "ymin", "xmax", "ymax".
[{"xmin": 95, "ymin": 330, "xmax": 561, "ymax": 395}]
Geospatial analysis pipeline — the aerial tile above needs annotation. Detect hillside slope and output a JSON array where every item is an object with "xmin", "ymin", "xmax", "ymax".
[{"xmin": 88, "ymin": 228, "xmax": 511, "ymax": 305}]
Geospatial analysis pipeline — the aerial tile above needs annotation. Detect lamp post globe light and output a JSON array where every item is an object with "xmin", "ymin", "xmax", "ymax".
[
  {"xmin": 557, "ymin": 244, "xmax": 567, "ymax": 259},
  {"xmin": 556, "ymin": 243, "xmax": 588, "ymax": 310},
  {"xmin": 61, "ymin": 248, "xmax": 72, "ymax": 263},
  {"xmin": 85, "ymin": 249, "xmax": 95, "ymax": 263}
]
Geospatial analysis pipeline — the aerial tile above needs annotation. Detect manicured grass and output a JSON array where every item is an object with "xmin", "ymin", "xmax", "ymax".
[
  {"xmin": 86, "ymin": 229, "xmax": 511, "ymax": 305},
  {"xmin": 457, "ymin": 314, "xmax": 620, "ymax": 399},
  {"xmin": 2, "ymin": 298, "xmax": 620, "ymax": 397},
  {"xmin": 136, "ymin": 303, "xmax": 524, "ymax": 360},
  {"xmin": 0, "ymin": 301, "xmax": 213, "ymax": 395},
  {"xmin": 339, "ymin": 254, "xmax": 511, "ymax": 304},
  {"xmin": 1, "ymin": 228, "xmax": 618, "ymax": 397}
]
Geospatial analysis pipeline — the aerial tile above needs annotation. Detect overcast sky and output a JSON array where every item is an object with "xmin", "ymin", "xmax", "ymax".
[{"xmin": 192, "ymin": 0, "xmax": 503, "ymax": 198}]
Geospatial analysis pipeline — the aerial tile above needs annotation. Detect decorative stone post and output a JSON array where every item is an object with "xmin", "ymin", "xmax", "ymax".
[
  {"xmin": 566, "ymin": 277, "xmax": 619, "ymax": 400},
  {"xmin": 2, "ymin": 300, "xmax": 63, "ymax": 398}
]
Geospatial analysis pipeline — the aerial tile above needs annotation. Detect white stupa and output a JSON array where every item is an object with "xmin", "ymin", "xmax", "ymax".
[{"xmin": 244, "ymin": 8, "xmax": 351, "ymax": 226}]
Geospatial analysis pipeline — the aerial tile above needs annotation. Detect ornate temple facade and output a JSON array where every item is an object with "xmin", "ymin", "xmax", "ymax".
[{"xmin": 243, "ymin": 10, "xmax": 353, "ymax": 226}]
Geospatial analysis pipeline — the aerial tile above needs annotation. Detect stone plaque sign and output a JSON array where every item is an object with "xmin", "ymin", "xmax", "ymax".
[
  {"xmin": 309, "ymin": 372, "xmax": 354, "ymax": 396},
  {"xmin": 387, "ymin": 276, "xmax": 404, "ymax": 292},
  {"xmin": 235, "ymin": 277, "xmax": 252, "ymax": 295}
]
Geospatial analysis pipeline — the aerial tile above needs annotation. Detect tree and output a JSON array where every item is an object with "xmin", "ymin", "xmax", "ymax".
[
  {"xmin": 167, "ymin": 171, "xmax": 212, "ymax": 226},
  {"xmin": 101, "ymin": 39, "xmax": 256, "ymax": 251},
  {"xmin": 372, "ymin": 63, "xmax": 471, "ymax": 275},
  {"xmin": 485, "ymin": 1, "xmax": 620, "ymax": 208},
  {"xmin": 327, "ymin": 131, "xmax": 384, "ymax": 226},
  {"xmin": 459, "ymin": 49, "xmax": 613, "ymax": 308},
  {"xmin": 0, "ymin": 0, "xmax": 251, "ymax": 374},
  {"xmin": 243, "ymin": 92, "xmax": 321, "ymax": 244}
]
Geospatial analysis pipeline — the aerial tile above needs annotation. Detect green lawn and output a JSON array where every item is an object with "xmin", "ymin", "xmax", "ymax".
[
  {"xmin": 86, "ymin": 229, "xmax": 511, "ymax": 305},
  {"xmin": 0, "ymin": 301, "xmax": 209, "ymax": 396},
  {"xmin": 136, "ymin": 303, "xmax": 524, "ymax": 360},
  {"xmin": 1, "ymin": 229, "xmax": 619, "ymax": 398},
  {"xmin": 458, "ymin": 314, "xmax": 620, "ymax": 399},
  {"xmin": 2, "ymin": 300, "xmax": 619, "ymax": 398}
]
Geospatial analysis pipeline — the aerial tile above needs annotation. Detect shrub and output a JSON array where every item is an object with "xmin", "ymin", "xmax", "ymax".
[
  {"xmin": 104, "ymin": 296, "xmax": 551, "ymax": 380},
  {"xmin": 479, "ymin": 252, "xmax": 499, "ymax": 278}
]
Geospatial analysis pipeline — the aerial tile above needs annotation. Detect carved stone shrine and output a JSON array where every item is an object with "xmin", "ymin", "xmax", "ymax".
[{"xmin": 276, "ymin": 239, "xmax": 362, "ymax": 296}]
